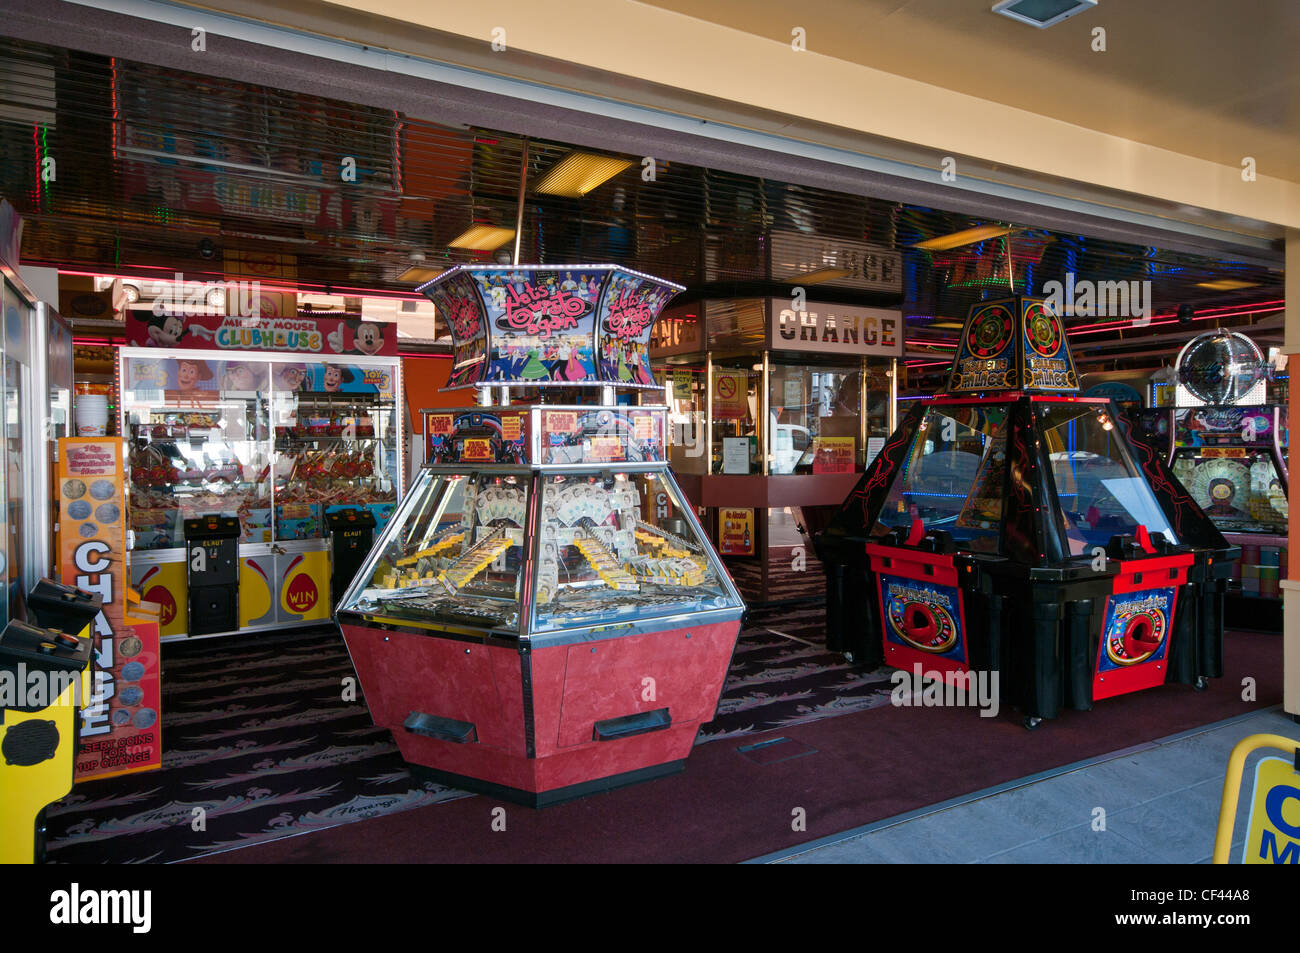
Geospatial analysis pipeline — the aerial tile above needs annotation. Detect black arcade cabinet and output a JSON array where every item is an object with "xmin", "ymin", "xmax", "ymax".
[
  {"xmin": 327, "ymin": 508, "xmax": 377, "ymax": 607},
  {"xmin": 817, "ymin": 295, "xmax": 1236, "ymax": 727},
  {"xmin": 183, "ymin": 515, "xmax": 240, "ymax": 635}
]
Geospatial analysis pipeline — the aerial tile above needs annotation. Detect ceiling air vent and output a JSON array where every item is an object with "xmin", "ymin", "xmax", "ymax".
[{"xmin": 991, "ymin": 0, "xmax": 1097, "ymax": 29}]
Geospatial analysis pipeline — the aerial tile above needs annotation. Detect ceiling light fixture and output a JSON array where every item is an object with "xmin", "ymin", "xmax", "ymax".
[
  {"xmin": 913, "ymin": 224, "xmax": 1015, "ymax": 251},
  {"xmin": 447, "ymin": 225, "xmax": 516, "ymax": 251},
  {"xmin": 398, "ymin": 265, "xmax": 446, "ymax": 284},
  {"xmin": 534, "ymin": 152, "xmax": 633, "ymax": 198},
  {"xmin": 991, "ymin": 0, "xmax": 1097, "ymax": 30},
  {"xmin": 792, "ymin": 266, "xmax": 853, "ymax": 284},
  {"xmin": 1195, "ymin": 279, "xmax": 1260, "ymax": 291}
]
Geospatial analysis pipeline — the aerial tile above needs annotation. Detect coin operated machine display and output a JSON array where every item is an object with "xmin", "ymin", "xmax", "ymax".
[
  {"xmin": 1153, "ymin": 331, "xmax": 1288, "ymax": 620},
  {"xmin": 1, "ymin": 581, "xmax": 99, "ymax": 863},
  {"xmin": 183, "ymin": 516, "xmax": 240, "ymax": 636},
  {"xmin": 816, "ymin": 296, "xmax": 1236, "ymax": 728},
  {"xmin": 336, "ymin": 265, "xmax": 746, "ymax": 806}
]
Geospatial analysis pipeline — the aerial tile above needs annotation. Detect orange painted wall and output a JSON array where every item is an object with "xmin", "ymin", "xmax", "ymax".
[{"xmin": 403, "ymin": 355, "xmax": 461, "ymax": 433}]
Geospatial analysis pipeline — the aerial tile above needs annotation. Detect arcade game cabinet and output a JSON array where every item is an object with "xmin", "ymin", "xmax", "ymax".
[
  {"xmin": 335, "ymin": 265, "xmax": 745, "ymax": 805},
  {"xmin": 1160, "ymin": 331, "xmax": 1288, "ymax": 626},
  {"xmin": 817, "ymin": 296, "xmax": 1235, "ymax": 727}
]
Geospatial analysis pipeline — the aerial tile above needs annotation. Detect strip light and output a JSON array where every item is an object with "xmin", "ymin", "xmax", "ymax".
[
  {"xmin": 913, "ymin": 225, "xmax": 1014, "ymax": 251},
  {"xmin": 447, "ymin": 225, "xmax": 516, "ymax": 251},
  {"xmin": 534, "ymin": 152, "xmax": 633, "ymax": 198}
]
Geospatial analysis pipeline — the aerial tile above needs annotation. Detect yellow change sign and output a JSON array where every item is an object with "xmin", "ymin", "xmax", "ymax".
[{"xmin": 1214, "ymin": 734, "xmax": 1300, "ymax": 864}]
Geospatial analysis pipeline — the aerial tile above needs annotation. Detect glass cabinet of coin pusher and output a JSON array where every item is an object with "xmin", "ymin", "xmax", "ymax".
[{"xmin": 335, "ymin": 265, "xmax": 746, "ymax": 807}]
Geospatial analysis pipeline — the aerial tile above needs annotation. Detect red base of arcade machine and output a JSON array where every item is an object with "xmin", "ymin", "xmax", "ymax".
[
  {"xmin": 866, "ymin": 520, "xmax": 974, "ymax": 684},
  {"xmin": 1091, "ymin": 534, "xmax": 1193, "ymax": 702},
  {"xmin": 339, "ymin": 618, "xmax": 740, "ymax": 807}
]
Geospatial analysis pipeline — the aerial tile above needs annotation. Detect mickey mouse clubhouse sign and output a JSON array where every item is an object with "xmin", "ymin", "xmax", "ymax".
[{"xmin": 126, "ymin": 312, "xmax": 397, "ymax": 357}]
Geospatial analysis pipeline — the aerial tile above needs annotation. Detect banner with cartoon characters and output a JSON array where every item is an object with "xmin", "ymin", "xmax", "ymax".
[
  {"xmin": 416, "ymin": 265, "xmax": 683, "ymax": 388},
  {"xmin": 125, "ymin": 311, "xmax": 398, "ymax": 358}
]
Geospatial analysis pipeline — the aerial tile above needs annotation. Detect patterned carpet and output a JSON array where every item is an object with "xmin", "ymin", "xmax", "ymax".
[
  {"xmin": 723, "ymin": 544, "xmax": 827, "ymax": 605},
  {"xmin": 45, "ymin": 588, "xmax": 900, "ymax": 864}
]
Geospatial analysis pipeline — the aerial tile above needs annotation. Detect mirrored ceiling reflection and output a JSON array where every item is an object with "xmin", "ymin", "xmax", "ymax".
[{"xmin": 0, "ymin": 36, "xmax": 1283, "ymax": 381}]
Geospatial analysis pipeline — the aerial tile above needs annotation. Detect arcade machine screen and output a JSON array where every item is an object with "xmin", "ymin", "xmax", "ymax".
[
  {"xmin": 349, "ymin": 471, "xmax": 528, "ymax": 631},
  {"xmin": 532, "ymin": 470, "xmax": 732, "ymax": 632},
  {"xmin": 870, "ymin": 401, "xmax": 1178, "ymax": 557},
  {"xmin": 871, "ymin": 403, "xmax": 1010, "ymax": 553},
  {"xmin": 1038, "ymin": 404, "xmax": 1178, "ymax": 555}
]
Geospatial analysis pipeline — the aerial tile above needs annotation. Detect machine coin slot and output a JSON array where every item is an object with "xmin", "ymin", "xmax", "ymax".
[
  {"xmin": 28, "ymin": 580, "xmax": 102, "ymax": 638},
  {"xmin": 593, "ymin": 707, "xmax": 672, "ymax": 741},
  {"xmin": 403, "ymin": 711, "xmax": 477, "ymax": 744}
]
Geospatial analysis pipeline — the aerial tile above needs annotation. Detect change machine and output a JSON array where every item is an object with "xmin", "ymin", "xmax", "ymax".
[
  {"xmin": 327, "ymin": 507, "xmax": 377, "ymax": 607},
  {"xmin": 817, "ymin": 296, "xmax": 1236, "ymax": 727},
  {"xmin": 183, "ymin": 515, "xmax": 240, "ymax": 636},
  {"xmin": 336, "ymin": 264, "xmax": 746, "ymax": 805}
]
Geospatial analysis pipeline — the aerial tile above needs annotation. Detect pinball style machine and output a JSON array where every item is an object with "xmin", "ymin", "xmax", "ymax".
[
  {"xmin": 817, "ymin": 295, "xmax": 1236, "ymax": 727},
  {"xmin": 335, "ymin": 265, "xmax": 745, "ymax": 805}
]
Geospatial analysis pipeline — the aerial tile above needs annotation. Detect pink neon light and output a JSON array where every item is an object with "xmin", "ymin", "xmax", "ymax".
[{"xmin": 50, "ymin": 268, "xmax": 426, "ymax": 301}]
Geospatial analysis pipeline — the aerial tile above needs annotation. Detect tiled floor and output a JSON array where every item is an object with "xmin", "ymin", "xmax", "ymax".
[{"xmin": 761, "ymin": 708, "xmax": 1299, "ymax": 864}]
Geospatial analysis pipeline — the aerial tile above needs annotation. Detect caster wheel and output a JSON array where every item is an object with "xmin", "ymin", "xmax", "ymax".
[
  {"xmin": 1194, "ymin": 676, "xmax": 1209, "ymax": 692},
  {"xmin": 1023, "ymin": 716, "xmax": 1043, "ymax": 730},
  {"xmin": 843, "ymin": 652, "xmax": 855, "ymax": 664}
]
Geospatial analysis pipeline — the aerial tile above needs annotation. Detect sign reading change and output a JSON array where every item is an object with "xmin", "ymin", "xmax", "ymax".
[{"xmin": 768, "ymin": 300, "xmax": 902, "ymax": 357}]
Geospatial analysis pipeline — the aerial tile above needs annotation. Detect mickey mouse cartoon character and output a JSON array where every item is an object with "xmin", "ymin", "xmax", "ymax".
[
  {"xmin": 143, "ymin": 312, "xmax": 188, "ymax": 347},
  {"xmin": 348, "ymin": 320, "xmax": 389, "ymax": 356}
]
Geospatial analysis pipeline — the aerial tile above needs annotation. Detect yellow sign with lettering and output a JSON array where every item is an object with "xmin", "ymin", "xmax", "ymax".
[
  {"xmin": 1214, "ymin": 734, "xmax": 1300, "ymax": 864},
  {"xmin": 1241, "ymin": 755, "xmax": 1300, "ymax": 864}
]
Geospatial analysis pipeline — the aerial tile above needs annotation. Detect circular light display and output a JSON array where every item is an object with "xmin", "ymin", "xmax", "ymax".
[
  {"xmin": 1174, "ymin": 331, "xmax": 1266, "ymax": 406},
  {"xmin": 966, "ymin": 304, "xmax": 1014, "ymax": 358},
  {"xmin": 1105, "ymin": 610, "xmax": 1166, "ymax": 667},
  {"xmin": 889, "ymin": 598, "xmax": 959, "ymax": 654},
  {"xmin": 1023, "ymin": 302, "xmax": 1063, "ymax": 357}
]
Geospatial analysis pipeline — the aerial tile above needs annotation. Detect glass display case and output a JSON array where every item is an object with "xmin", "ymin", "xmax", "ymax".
[
  {"xmin": 348, "ymin": 466, "xmax": 734, "ymax": 636},
  {"xmin": 119, "ymin": 342, "xmax": 404, "ymax": 640},
  {"xmin": 271, "ymin": 376, "xmax": 400, "ymax": 542},
  {"xmin": 1164, "ymin": 394, "xmax": 1289, "ymax": 607},
  {"xmin": 1171, "ymin": 447, "xmax": 1287, "ymax": 537},
  {"xmin": 123, "ymin": 356, "xmax": 272, "ymax": 548},
  {"xmin": 868, "ymin": 400, "xmax": 1178, "ymax": 559}
]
